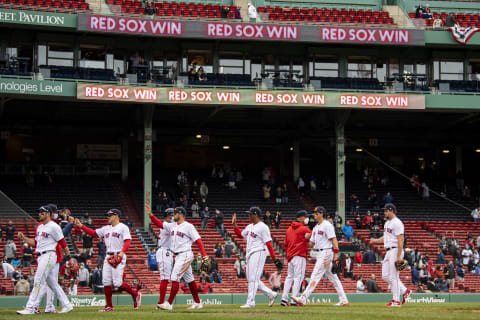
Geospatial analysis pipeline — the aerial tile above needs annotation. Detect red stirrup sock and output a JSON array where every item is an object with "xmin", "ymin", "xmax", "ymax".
[
  {"xmin": 159, "ymin": 280, "xmax": 169, "ymax": 304},
  {"xmin": 167, "ymin": 281, "xmax": 180, "ymax": 304},
  {"xmin": 188, "ymin": 281, "xmax": 201, "ymax": 303}
]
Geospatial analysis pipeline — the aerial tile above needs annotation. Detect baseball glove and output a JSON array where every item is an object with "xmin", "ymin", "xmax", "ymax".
[
  {"xmin": 273, "ymin": 258, "xmax": 283, "ymax": 271},
  {"xmin": 395, "ymin": 259, "xmax": 408, "ymax": 271},
  {"xmin": 107, "ymin": 254, "xmax": 122, "ymax": 269},
  {"xmin": 200, "ymin": 256, "xmax": 212, "ymax": 273},
  {"xmin": 331, "ymin": 260, "xmax": 341, "ymax": 275}
]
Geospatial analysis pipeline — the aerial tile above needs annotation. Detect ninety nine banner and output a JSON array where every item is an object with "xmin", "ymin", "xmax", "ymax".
[
  {"xmin": 76, "ymin": 84, "xmax": 425, "ymax": 110},
  {"xmin": 77, "ymin": 14, "xmax": 425, "ymax": 46}
]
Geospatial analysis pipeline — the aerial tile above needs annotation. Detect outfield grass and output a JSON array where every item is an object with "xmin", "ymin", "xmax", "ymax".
[{"xmin": 2, "ymin": 303, "xmax": 480, "ymax": 320}]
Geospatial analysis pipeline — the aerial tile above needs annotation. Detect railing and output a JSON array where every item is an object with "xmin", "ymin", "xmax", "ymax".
[{"xmin": 0, "ymin": 163, "xmax": 121, "ymax": 176}]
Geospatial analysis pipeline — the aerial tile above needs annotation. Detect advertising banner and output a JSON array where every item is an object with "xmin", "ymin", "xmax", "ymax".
[
  {"xmin": 0, "ymin": 78, "xmax": 76, "ymax": 97},
  {"xmin": 0, "ymin": 8, "xmax": 76, "ymax": 28},
  {"xmin": 78, "ymin": 15, "xmax": 425, "ymax": 46},
  {"xmin": 76, "ymin": 144, "xmax": 121, "ymax": 160},
  {"xmin": 77, "ymin": 84, "xmax": 425, "ymax": 110}
]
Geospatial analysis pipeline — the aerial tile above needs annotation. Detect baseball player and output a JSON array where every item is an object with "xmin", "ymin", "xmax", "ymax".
[
  {"xmin": 16, "ymin": 206, "xmax": 74, "ymax": 315},
  {"xmin": 281, "ymin": 209, "xmax": 311, "ymax": 306},
  {"xmin": 147, "ymin": 207, "xmax": 175, "ymax": 307},
  {"xmin": 150, "ymin": 206, "xmax": 208, "ymax": 311},
  {"xmin": 292, "ymin": 206, "xmax": 349, "ymax": 306},
  {"xmin": 232, "ymin": 206, "xmax": 280, "ymax": 308},
  {"xmin": 369, "ymin": 203, "xmax": 411, "ymax": 306},
  {"xmin": 75, "ymin": 209, "xmax": 141, "ymax": 312}
]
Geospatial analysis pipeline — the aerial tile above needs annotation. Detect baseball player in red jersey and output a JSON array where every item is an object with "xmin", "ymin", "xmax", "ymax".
[
  {"xmin": 148, "ymin": 206, "xmax": 209, "ymax": 311},
  {"xmin": 281, "ymin": 210, "xmax": 311, "ymax": 306},
  {"xmin": 75, "ymin": 209, "xmax": 141, "ymax": 312},
  {"xmin": 16, "ymin": 206, "xmax": 73, "ymax": 315}
]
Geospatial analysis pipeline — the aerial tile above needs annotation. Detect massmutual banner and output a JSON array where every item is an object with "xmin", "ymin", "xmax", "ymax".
[
  {"xmin": 77, "ymin": 84, "xmax": 425, "ymax": 110},
  {"xmin": 77, "ymin": 14, "xmax": 425, "ymax": 46},
  {"xmin": 0, "ymin": 8, "xmax": 76, "ymax": 28}
]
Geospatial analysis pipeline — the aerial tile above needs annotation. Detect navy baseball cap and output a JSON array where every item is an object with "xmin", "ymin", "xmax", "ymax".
[
  {"xmin": 174, "ymin": 207, "xmax": 186, "ymax": 215},
  {"xmin": 382, "ymin": 203, "xmax": 397, "ymax": 213},
  {"xmin": 245, "ymin": 206, "xmax": 262, "ymax": 216},
  {"xmin": 296, "ymin": 210, "xmax": 308, "ymax": 218},
  {"xmin": 105, "ymin": 209, "xmax": 122, "ymax": 216},
  {"xmin": 165, "ymin": 208, "xmax": 175, "ymax": 217},
  {"xmin": 46, "ymin": 203, "xmax": 58, "ymax": 213},
  {"xmin": 312, "ymin": 206, "xmax": 327, "ymax": 214},
  {"xmin": 37, "ymin": 206, "xmax": 52, "ymax": 214}
]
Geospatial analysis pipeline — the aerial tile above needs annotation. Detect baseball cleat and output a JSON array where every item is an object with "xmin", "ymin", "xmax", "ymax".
[
  {"xmin": 386, "ymin": 300, "xmax": 401, "ymax": 307},
  {"xmin": 59, "ymin": 304, "xmax": 73, "ymax": 314},
  {"xmin": 16, "ymin": 309, "xmax": 35, "ymax": 315},
  {"xmin": 334, "ymin": 301, "xmax": 350, "ymax": 306},
  {"xmin": 45, "ymin": 309, "xmax": 58, "ymax": 313},
  {"xmin": 187, "ymin": 302, "xmax": 203, "ymax": 309},
  {"xmin": 402, "ymin": 289, "xmax": 412, "ymax": 305},
  {"xmin": 240, "ymin": 304, "xmax": 255, "ymax": 308},
  {"xmin": 291, "ymin": 295, "xmax": 306, "ymax": 306},
  {"xmin": 98, "ymin": 307, "xmax": 114, "ymax": 312},
  {"xmin": 134, "ymin": 292, "xmax": 142, "ymax": 310},
  {"xmin": 159, "ymin": 302, "xmax": 173, "ymax": 310},
  {"xmin": 35, "ymin": 307, "xmax": 41, "ymax": 314},
  {"xmin": 269, "ymin": 292, "xmax": 278, "ymax": 307},
  {"xmin": 280, "ymin": 300, "xmax": 290, "ymax": 307}
]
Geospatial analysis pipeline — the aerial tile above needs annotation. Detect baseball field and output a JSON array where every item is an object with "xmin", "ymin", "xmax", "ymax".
[{"xmin": 1, "ymin": 303, "xmax": 480, "ymax": 320}]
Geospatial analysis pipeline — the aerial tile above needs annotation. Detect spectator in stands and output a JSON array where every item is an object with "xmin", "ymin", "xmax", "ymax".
[
  {"xmin": 421, "ymin": 183, "xmax": 430, "ymax": 200},
  {"xmin": 456, "ymin": 264, "xmax": 465, "ymax": 281},
  {"xmin": 355, "ymin": 251, "xmax": 363, "ymax": 264},
  {"xmin": 130, "ymin": 51, "xmax": 142, "ymax": 71},
  {"xmin": 445, "ymin": 13, "xmax": 457, "ymax": 28},
  {"xmin": 281, "ymin": 184, "xmax": 289, "ymax": 204},
  {"xmin": 274, "ymin": 211, "xmax": 281, "ymax": 229},
  {"xmin": 200, "ymin": 181, "xmax": 208, "ymax": 200},
  {"xmin": 343, "ymin": 253, "xmax": 354, "ymax": 279},
  {"xmin": 472, "ymin": 249, "xmax": 479, "ymax": 266},
  {"xmin": 333, "ymin": 211, "xmax": 342, "ymax": 226},
  {"xmin": 11, "ymin": 256, "xmax": 21, "ymax": 268},
  {"xmin": 444, "ymin": 260, "xmax": 455, "ymax": 288},
  {"xmin": 199, "ymin": 271, "xmax": 210, "ymax": 284},
  {"xmin": 411, "ymin": 263, "xmax": 420, "ymax": 285},
  {"xmin": 439, "ymin": 235, "xmax": 448, "ymax": 255},
  {"xmin": 382, "ymin": 192, "xmax": 393, "ymax": 205},
  {"xmin": 309, "ymin": 176, "xmax": 317, "ymax": 192},
  {"xmin": 25, "ymin": 170, "xmax": 35, "ymax": 188},
  {"xmin": 227, "ymin": 172, "xmax": 237, "ymax": 190},
  {"xmin": 235, "ymin": 6, "xmax": 241, "ymax": 19},
  {"xmin": 475, "ymin": 263, "xmax": 480, "ymax": 276},
  {"xmin": 247, "ymin": 3, "xmax": 257, "ymax": 22},
  {"xmin": 21, "ymin": 243, "xmax": 32, "ymax": 268},
  {"xmin": 463, "ymin": 186, "xmax": 471, "ymax": 200},
  {"xmin": 214, "ymin": 209, "xmax": 225, "ymax": 237},
  {"xmin": 422, "ymin": 5, "xmax": 433, "ymax": 19},
  {"xmin": 434, "ymin": 265, "xmax": 445, "ymax": 281},
  {"xmin": 198, "ymin": 278, "xmax": 212, "ymax": 293},
  {"xmin": 448, "ymin": 235, "xmax": 460, "ymax": 259},
  {"xmin": 234, "ymin": 258, "xmax": 246, "ymax": 278},
  {"xmin": 196, "ymin": 67, "xmax": 208, "ymax": 81},
  {"xmin": 191, "ymin": 201, "xmax": 200, "ymax": 218},
  {"xmin": 433, "ymin": 17, "xmax": 443, "ymax": 30},
  {"xmin": 4, "ymin": 220, "xmax": 15, "ymax": 241},
  {"xmin": 224, "ymin": 237, "xmax": 235, "ymax": 258},
  {"xmin": 214, "ymin": 242, "xmax": 223, "ymax": 258},
  {"xmin": 82, "ymin": 230, "xmax": 93, "ymax": 251},
  {"xmin": 77, "ymin": 263, "xmax": 89, "ymax": 287},
  {"xmin": 335, "ymin": 223, "xmax": 343, "ymax": 241},
  {"xmin": 275, "ymin": 185, "xmax": 282, "ymax": 204},
  {"xmin": 342, "ymin": 221, "xmax": 354, "ymax": 242},
  {"xmin": 438, "ymin": 279, "xmax": 449, "ymax": 292},
  {"xmin": 268, "ymin": 270, "xmax": 282, "ymax": 292},
  {"xmin": 14, "ymin": 274, "xmax": 30, "ymax": 296},
  {"xmin": 148, "ymin": 248, "xmax": 158, "ymax": 272},
  {"xmin": 414, "ymin": 5, "xmax": 424, "ymax": 18},
  {"xmin": 471, "ymin": 206, "xmax": 480, "ymax": 222},
  {"xmin": 220, "ymin": 6, "xmax": 230, "ymax": 19},
  {"xmin": 466, "ymin": 233, "xmax": 475, "ymax": 248},
  {"xmin": 92, "ymin": 265, "xmax": 103, "ymax": 294},
  {"xmin": 368, "ymin": 190, "xmax": 377, "ymax": 209},
  {"xmin": 365, "ymin": 274, "xmax": 378, "ymax": 292},
  {"xmin": 143, "ymin": 1, "xmax": 154, "ymax": 15},
  {"xmin": 264, "ymin": 210, "xmax": 273, "ymax": 229},
  {"xmin": 356, "ymin": 275, "xmax": 365, "ymax": 293},
  {"xmin": 363, "ymin": 249, "xmax": 376, "ymax": 264},
  {"xmin": 210, "ymin": 270, "xmax": 223, "ymax": 284},
  {"xmin": 263, "ymin": 184, "xmax": 271, "ymax": 202},
  {"xmin": 2, "ymin": 256, "xmax": 14, "ymax": 278},
  {"xmin": 200, "ymin": 206, "xmax": 210, "ymax": 229},
  {"xmin": 192, "ymin": 254, "xmax": 203, "ymax": 275},
  {"xmin": 4, "ymin": 239, "xmax": 16, "ymax": 262},
  {"xmin": 297, "ymin": 177, "xmax": 305, "ymax": 197},
  {"xmin": 462, "ymin": 245, "xmax": 473, "ymax": 266},
  {"xmin": 437, "ymin": 248, "xmax": 445, "ymax": 265},
  {"xmin": 362, "ymin": 211, "xmax": 374, "ymax": 229},
  {"xmin": 97, "ymin": 238, "xmax": 106, "ymax": 267},
  {"xmin": 419, "ymin": 265, "xmax": 430, "ymax": 285},
  {"xmin": 354, "ymin": 214, "xmax": 362, "ymax": 229},
  {"xmin": 123, "ymin": 218, "xmax": 133, "ymax": 229}
]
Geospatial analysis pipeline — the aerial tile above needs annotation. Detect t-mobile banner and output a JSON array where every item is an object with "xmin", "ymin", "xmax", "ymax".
[{"xmin": 77, "ymin": 15, "xmax": 425, "ymax": 45}]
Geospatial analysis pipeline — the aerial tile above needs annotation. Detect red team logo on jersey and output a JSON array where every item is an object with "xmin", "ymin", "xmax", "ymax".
[
  {"xmin": 173, "ymin": 231, "xmax": 185, "ymax": 238},
  {"xmin": 317, "ymin": 230, "xmax": 324, "ymax": 236},
  {"xmin": 249, "ymin": 232, "xmax": 258, "ymax": 238},
  {"xmin": 385, "ymin": 228, "xmax": 393, "ymax": 234},
  {"xmin": 37, "ymin": 232, "xmax": 49, "ymax": 238}
]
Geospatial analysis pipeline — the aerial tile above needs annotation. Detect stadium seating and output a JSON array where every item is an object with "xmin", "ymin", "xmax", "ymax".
[
  {"xmin": 310, "ymin": 77, "xmax": 384, "ymax": 90},
  {"xmin": 435, "ymin": 80, "xmax": 480, "ymax": 93},
  {"xmin": 258, "ymin": 7, "xmax": 395, "ymax": 26},
  {"xmin": 408, "ymin": 12, "xmax": 480, "ymax": 28},
  {"xmin": 0, "ymin": 0, "xmax": 90, "ymax": 13}
]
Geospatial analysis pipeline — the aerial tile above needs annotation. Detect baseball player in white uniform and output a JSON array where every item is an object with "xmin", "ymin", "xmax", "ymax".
[
  {"xmin": 75, "ymin": 209, "xmax": 141, "ymax": 312},
  {"xmin": 16, "ymin": 206, "xmax": 74, "ymax": 315},
  {"xmin": 151, "ymin": 206, "xmax": 209, "ymax": 311},
  {"xmin": 147, "ymin": 207, "xmax": 175, "ymax": 307},
  {"xmin": 232, "ymin": 206, "xmax": 280, "ymax": 308},
  {"xmin": 292, "ymin": 206, "xmax": 349, "ymax": 306},
  {"xmin": 370, "ymin": 203, "xmax": 411, "ymax": 306}
]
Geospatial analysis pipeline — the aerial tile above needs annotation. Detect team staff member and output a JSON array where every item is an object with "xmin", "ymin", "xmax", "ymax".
[
  {"xmin": 281, "ymin": 210, "xmax": 311, "ymax": 306},
  {"xmin": 370, "ymin": 203, "xmax": 411, "ymax": 306},
  {"xmin": 153, "ymin": 206, "xmax": 208, "ymax": 311},
  {"xmin": 75, "ymin": 209, "xmax": 141, "ymax": 312},
  {"xmin": 232, "ymin": 207, "xmax": 279, "ymax": 308},
  {"xmin": 292, "ymin": 206, "xmax": 349, "ymax": 307},
  {"xmin": 16, "ymin": 206, "xmax": 73, "ymax": 315},
  {"xmin": 146, "ymin": 207, "xmax": 175, "ymax": 308}
]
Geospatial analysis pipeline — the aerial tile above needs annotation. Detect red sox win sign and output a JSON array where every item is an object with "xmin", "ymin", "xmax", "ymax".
[{"xmin": 78, "ymin": 15, "xmax": 424, "ymax": 45}]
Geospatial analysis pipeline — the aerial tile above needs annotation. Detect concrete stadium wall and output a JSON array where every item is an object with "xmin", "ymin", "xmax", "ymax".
[
  {"xmin": 255, "ymin": 0, "xmax": 381, "ymax": 10},
  {"xmin": 398, "ymin": 0, "xmax": 480, "ymax": 14},
  {"xmin": 2, "ymin": 293, "xmax": 480, "ymax": 308}
]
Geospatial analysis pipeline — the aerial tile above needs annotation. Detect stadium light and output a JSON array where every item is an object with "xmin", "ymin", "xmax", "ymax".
[
  {"xmin": 476, "ymin": 149, "xmax": 480, "ymax": 153},
  {"xmin": 442, "ymin": 149, "xmax": 450, "ymax": 154},
  {"xmin": 355, "ymin": 148, "xmax": 363, "ymax": 152},
  {"xmin": 223, "ymin": 145, "xmax": 230, "ymax": 150},
  {"xmin": 195, "ymin": 134, "xmax": 202, "ymax": 139},
  {"xmin": 418, "ymin": 157, "xmax": 424, "ymax": 161},
  {"xmin": 290, "ymin": 147, "xmax": 294, "ymax": 151}
]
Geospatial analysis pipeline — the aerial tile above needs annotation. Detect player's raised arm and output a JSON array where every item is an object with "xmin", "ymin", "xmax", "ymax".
[
  {"xmin": 146, "ymin": 204, "xmax": 164, "ymax": 228},
  {"xmin": 232, "ymin": 213, "xmax": 243, "ymax": 238},
  {"xmin": 75, "ymin": 218, "xmax": 97, "ymax": 237},
  {"xmin": 18, "ymin": 232, "xmax": 35, "ymax": 248}
]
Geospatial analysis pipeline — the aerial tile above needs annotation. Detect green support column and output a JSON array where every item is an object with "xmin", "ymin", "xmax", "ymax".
[
  {"xmin": 339, "ymin": 56, "xmax": 348, "ymax": 78},
  {"xmin": 335, "ymin": 111, "xmax": 349, "ymax": 226},
  {"xmin": 143, "ymin": 105, "xmax": 154, "ymax": 229},
  {"xmin": 463, "ymin": 58, "xmax": 469, "ymax": 81}
]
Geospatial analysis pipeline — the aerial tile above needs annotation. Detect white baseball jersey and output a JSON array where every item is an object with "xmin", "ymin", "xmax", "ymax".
[
  {"xmin": 95, "ymin": 223, "xmax": 131, "ymax": 252},
  {"xmin": 158, "ymin": 221, "xmax": 176, "ymax": 248},
  {"xmin": 241, "ymin": 222, "xmax": 272, "ymax": 256},
  {"xmin": 169, "ymin": 221, "xmax": 200, "ymax": 253},
  {"xmin": 35, "ymin": 221, "xmax": 64, "ymax": 253},
  {"xmin": 383, "ymin": 217, "xmax": 404, "ymax": 248},
  {"xmin": 310, "ymin": 220, "xmax": 335, "ymax": 250}
]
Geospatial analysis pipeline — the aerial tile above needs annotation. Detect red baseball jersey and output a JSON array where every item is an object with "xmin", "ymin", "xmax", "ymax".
[{"xmin": 284, "ymin": 222, "xmax": 311, "ymax": 262}]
